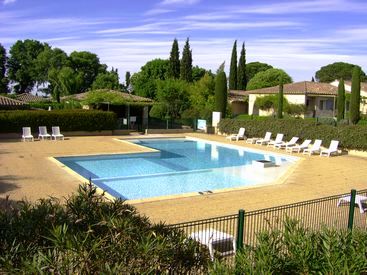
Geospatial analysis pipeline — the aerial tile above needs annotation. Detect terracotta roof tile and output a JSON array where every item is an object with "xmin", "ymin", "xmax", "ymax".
[
  {"xmin": 0, "ymin": 95, "xmax": 26, "ymax": 106},
  {"xmin": 16, "ymin": 93, "xmax": 50, "ymax": 103}
]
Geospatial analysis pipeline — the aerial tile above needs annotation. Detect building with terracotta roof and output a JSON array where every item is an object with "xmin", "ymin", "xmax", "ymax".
[
  {"xmin": 16, "ymin": 93, "xmax": 50, "ymax": 103},
  {"xmin": 0, "ymin": 95, "xmax": 28, "ymax": 109}
]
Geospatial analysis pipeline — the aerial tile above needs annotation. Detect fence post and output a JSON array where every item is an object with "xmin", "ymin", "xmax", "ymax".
[
  {"xmin": 348, "ymin": 189, "xmax": 357, "ymax": 230},
  {"xmin": 236, "ymin": 209, "xmax": 245, "ymax": 251}
]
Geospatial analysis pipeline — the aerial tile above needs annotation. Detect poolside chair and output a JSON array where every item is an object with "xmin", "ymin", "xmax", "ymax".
[
  {"xmin": 226, "ymin": 127, "xmax": 245, "ymax": 141},
  {"xmin": 51, "ymin": 126, "xmax": 64, "ymax": 140},
  {"xmin": 320, "ymin": 140, "xmax": 339, "ymax": 157},
  {"xmin": 255, "ymin": 132, "xmax": 272, "ymax": 145},
  {"xmin": 275, "ymin": 137, "xmax": 299, "ymax": 149},
  {"xmin": 303, "ymin": 139, "xmax": 322, "ymax": 155},
  {"xmin": 286, "ymin": 139, "xmax": 312, "ymax": 153},
  {"xmin": 38, "ymin": 126, "xmax": 51, "ymax": 140},
  {"xmin": 22, "ymin": 127, "xmax": 34, "ymax": 142},
  {"xmin": 267, "ymin": 133, "xmax": 284, "ymax": 147},
  {"xmin": 337, "ymin": 194, "xmax": 367, "ymax": 213}
]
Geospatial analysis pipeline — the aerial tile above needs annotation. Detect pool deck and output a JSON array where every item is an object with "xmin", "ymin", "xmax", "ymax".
[{"xmin": 1, "ymin": 133, "xmax": 367, "ymax": 224}]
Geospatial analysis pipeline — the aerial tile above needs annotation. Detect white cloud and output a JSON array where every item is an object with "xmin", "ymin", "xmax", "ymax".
[
  {"xmin": 3, "ymin": 0, "xmax": 16, "ymax": 5},
  {"xmin": 159, "ymin": 0, "xmax": 200, "ymax": 6},
  {"xmin": 144, "ymin": 8, "xmax": 174, "ymax": 16}
]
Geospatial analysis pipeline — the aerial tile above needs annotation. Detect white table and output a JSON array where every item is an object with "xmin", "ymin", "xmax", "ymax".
[
  {"xmin": 190, "ymin": 229, "xmax": 236, "ymax": 260},
  {"xmin": 337, "ymin": 195, "xmax": 367, "ymax": 214}
]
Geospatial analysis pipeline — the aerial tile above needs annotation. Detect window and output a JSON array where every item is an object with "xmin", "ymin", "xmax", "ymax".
[{"xmin": 319, "ymin": 99, "xmax": 334, "ymax": 110}]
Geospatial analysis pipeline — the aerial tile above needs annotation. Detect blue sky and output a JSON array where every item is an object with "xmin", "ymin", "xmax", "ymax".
[{"xmin": 1, "ymin": 0, "xmax": 367, "ymax": 82}]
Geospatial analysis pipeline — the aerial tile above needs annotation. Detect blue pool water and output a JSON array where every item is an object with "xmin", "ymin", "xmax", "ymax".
[{"xmin": 57, "ymin": 138, "xmax": 295, "ymax": 200}]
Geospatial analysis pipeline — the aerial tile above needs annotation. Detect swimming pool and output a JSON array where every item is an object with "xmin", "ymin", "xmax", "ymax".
[{"xmin": 56, "ymin": 138, "xmax": 297, "ymax": 201}]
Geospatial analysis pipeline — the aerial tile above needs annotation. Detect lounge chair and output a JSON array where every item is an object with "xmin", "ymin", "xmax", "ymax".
[
  {"xmin": 303, "ymin": 139, "xmax": 322, "ymax": 155},
  {"xmin": 22, "ymin": 127, "xmax": 34, "ymax": 142},
  {"xmin": 226, "ymin": 127, "xmax": 245, "ymax": 141},
  {"xmin": 275, "ymin": 137, "xmax": 299, "ymax": 149},
  {"xmin": 286, "ymin": 139, "xmax": 312, "ymax": 153},
  {"xmin": 51, "ymin": 126, "xmax": 64, "ymax": 140},
  {"xmin": 38, "ymin": 126, "xmax": 51, "ymax": 140},
  {"xmin": 337, "ymin": 194, "xmax": 367, "ymax": 213},
  {"xmin": 255, "ymin": 132, "xmax": 272, "ymax": 145},
  {"xmin": 320, "ymin": 140, "xmax": 339, "ymax": 157},
  {"xmin": 267, "ymin": 133, "xmax": 284, "ymax": 147}
]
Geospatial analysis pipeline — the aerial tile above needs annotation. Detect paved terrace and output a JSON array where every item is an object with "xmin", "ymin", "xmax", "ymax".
[{"xmin": 1, "ymin": 134, "xmax": 366, "ymax": 224}]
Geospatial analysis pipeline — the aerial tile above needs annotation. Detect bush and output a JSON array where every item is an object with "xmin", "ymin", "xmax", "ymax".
[
  {"xmin": 0, "ymin": 110, "xmax": 117, "ymax": 133},
  {"xmin": 0, "ymin": 184, "xmax": 210, "ymax": 273},
  {"xmin": 218, "ymin": 118, "xmax": 367, "ymax": 151}
]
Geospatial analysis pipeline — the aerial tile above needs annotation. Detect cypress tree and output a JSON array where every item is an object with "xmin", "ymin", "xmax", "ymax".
[
  {"xmin": 125, "ymin": 71, "xmax": 131, "ymax": 88},
  {"xmin": 180, "ymin": 38, "xmax": 193, "ymax": 82},
  {"xmin": 337, "ymin": 78, "xmax": 345, "ymax": 121},
  {"xmin": 0, "ymin": 43, "xmax": 8, "ymax": 93},
  {"xmin": 215, "ymin": 71, "xmax": 227, "ymax": 118},
  {"xmin": 168, "ymin": 39, "xmax": 180, "ymax": 79},
  {"xmin": 237, "ymin": 42, "xmax": 247, "ymax": 90},
  {"xmin": 277, "ymin": 76, "xmax": 283, "ymax": 119},
  {"xmin": 350, "ymin": 67, "xmax": 361, "ymax": 124},
  {"xmin": 229, "ymin": 40, "xmax": 237, "ymax": 90}
]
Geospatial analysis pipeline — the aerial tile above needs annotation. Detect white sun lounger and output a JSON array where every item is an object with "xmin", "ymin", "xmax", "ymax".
[
  {"xmin": 275, "ymin": 137, "xmax": 299, "ymax": 149},
  {"xmin": 255, "ymin": 132, "xmax": 272, "ymax": 145},
  {"xmin": 337, "ymin": 194, "xmax": 367, "ymax": 213},
  {"xmin": 320, "ymin": 140, "xmax": 339, "ymax": 157},
  {"xmin": 190, "ymin": 228, "xmax": 236, "ymax": 260},
  {"xmin": 286, "ymin": 139, "xmax": 312, "ymax": 153},
  {"xmin": 22, "ymin": 127, "xmax": 34, "ymax": 142},
  {"xmin": 303, "ymin": 139, "xmax": 322, "ymax": 155},
  {"xmin": 38, "ymin": 126, "xmax": 51, "ymax": 140},
  {"xmin": 267, "ymin": 133, "xmax": 284, "ymax": 147},
  {"xmin": 51, "ymin": 126, "xmax": 64, "ymax": 140},
  {"xmin": 226, "ymin": 127, "xmax": 245, "ymax": 141}
]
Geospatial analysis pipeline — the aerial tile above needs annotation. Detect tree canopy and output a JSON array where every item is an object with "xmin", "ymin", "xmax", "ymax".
[
  {"xmin": 245, "ymin": 62, "xmax": 273, "ymax": 85},
  {"xmin": 247, "ymin": 68, "xmax": 292, "ymax": 90},
  {"xmin": 0, "ymin": 43, "xmax": 8, "ymax": 93},
  {"xmin": 91, "ymin": 71, "xmax": 120, "ymax": 90},
  {"xmin": 215, "ymin": 71, "xmax": 227, "ymax": 118},
  {"xmin": 180, "ymin": 38, "xmax": 193, "ymax": 82},
  {"xmin": 229, "ymin": 40, "xmax": 237, "ymax": 90},
  {"xmin": 350, "ymin": 67, "xmax": 361, "ymax": 124},
  {"xmin": 315, "ymin": 62, "xmax": 366, "ymax": 83},
  {"xmin": 337, "ymin": 78, "xmax": 345, "ymax": 121},
  {"xmin": 167, "ymin": 38, "xmax": 180, "ymax": 79},
  {"xmin": 237, "ymin": 42, "xmax": 247, "ymax": 90}
]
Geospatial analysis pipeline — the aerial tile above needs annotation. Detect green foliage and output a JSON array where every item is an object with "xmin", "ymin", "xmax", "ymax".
[
  {"xmin": 167, "ymin": 38, "xmax": 180, "ymax": 79},
  {"xmin": 130, "ymin": 59, "xmax": 169, "ymax": 99},
  {"xmin": 337, "ymin": 78, "xmax": 345, "ymax": 121},
  {"xmin": 254, "ymin": 94, "xmax": 304, "ymax": 117},
  {"xmin": 29, "ymin": 101, "xmax": 81, "ymax": 110},
  {"xmin": 254, "ymin": 95, "xmax": 277, "ymax": 110},
  {"xmin": 277, "ymin": 77, "xmax": 283, "ymax": 119},
  {"xmin": 315, "ymin": 62, "xmax": 366, "ymax": 82},
  {"xmin": 237, "ymin": 42, "xmax": 247, "ymax": 90},
  {"xmin": 91, "ymin": 71, "xmax": 120, "ymax": 90},
  {"xmin": 0, "ymin": 110, "xmax": 117, "ymax": 133},
  {"xmin": 350, "ymin": 67, "xmax": 361, "ymax": 124},
  {"xmin": 215, "ymin": 71, "xmax": 227, "ymax": 118},
  {"xmin": 0, "ymin": 183, "xmax": 209, "ymax": 273},
  {"xmin": 245, "ymin": 62, "xmax": 273, "ymax": 84},
  {"xmin": 180, "ymin": 38, "xmax": 193, "ymax": 82},
  {"xmin": 247, "ymin": 68, "xmax": 292, "ymax": 90},
  {"xmin": 219, "ymin": 117, "xmax": 367, "ymax": 150},
  {"xmin": 125, "ymin": 71, "xmax": 131, "ymax": 89},
  {"xmin": 192, "ymin": 65, "xmax": 213, "ymax": 82},
  {"xmin": 229, "ymin": 40, "xmax": 237, "ymax": 90},
  {"xmin": 0, "ymin": 43, "xmax": 9, "ymax": 93},
  {"xmin": 210, "ymin": 219, "xmax": 367, "ymax": 274}
]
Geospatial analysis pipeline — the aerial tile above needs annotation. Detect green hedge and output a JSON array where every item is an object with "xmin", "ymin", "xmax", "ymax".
[
  {"xmin": 0, "ymin": 110, "xmax": 117, "ymax": 133},
  {"xmin": 218, "ymin": 118, "xmax": 367, "ymax": 151}
]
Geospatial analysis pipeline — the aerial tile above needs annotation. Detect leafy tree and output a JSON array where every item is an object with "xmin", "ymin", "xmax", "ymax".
[
  {"xmin": 237, "ymin": 42, "xmax": 247, "ymax": 90},
  {"xmin": 167, "ymin": 38, "xmax": 180, "ymax": 79},
  {"xmin": 246, "ymin": 62, "xmax": 273, "ymax": 84},
  {"xmin": 192, "ymin": 65, "xmax": 213, "ymax": 82},
  {"xmin": 247, "ymin": 68, "xmax": 292, "ymax": 90},
  {"xmin": 0, "ymin": 43, "xmax": 8, "ymax": 93},
  {"xmin": 180, "ymin": 38, "xmax": 193, "ymax": 82},
  {"xmin": 350, "ymin": 67, "xmax": 361, "ymax": 124},
  {"xmin": 7, "ymin": 39, "xmax": 48, "ymax": 93},
  {"xmin": 277, "ymin": 76, "xmax": 283, "ymax": 119},
  {"xmin": 215, "ymin": 71, "xmax": 227, "ymax": 118},
  {"xmin": 315, "ymin": 62, "xmax": 366, "ymax": 82},
  {"xmin": 229, "ymin": 40, "xmax": 237, "ymax": 90},
  {"xmin": 48, "ymin": 67, "xmax": 82, "ymax": 102},
  {"xmin": 69, "ymin": 51, "xmax": 106, "ymax": 92},
  {"xmin": 130, "ymin": 59, "xmax": 169, "ymax": 99},
  {"xmin": 337, "ymin": 78, "xmax": 345, "ymax": 121},
  {"xmin": 91, "ymin": 71, "xmax": 120, "ymax": 90}
]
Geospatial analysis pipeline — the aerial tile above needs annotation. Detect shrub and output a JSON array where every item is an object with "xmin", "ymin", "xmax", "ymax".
[
  {"xmin": 0, "ymin": 110, "xmax": 117, "ymax": 133},
  {"xmin": 0, "ymin": 184, "xmax": 210, "ymax": 273}
]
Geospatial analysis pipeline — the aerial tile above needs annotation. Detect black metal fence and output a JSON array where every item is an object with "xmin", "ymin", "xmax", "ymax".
[{"xmin": 169, "ymin": 189, "xmax": 367, "ymax": 263}]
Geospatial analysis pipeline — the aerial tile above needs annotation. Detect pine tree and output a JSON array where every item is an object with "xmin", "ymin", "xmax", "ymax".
[
  {"xmin": 237, "ymin": 42, "xmax": 247, "ymax": 90},
  {"xmin": 215, "ymin": 71, "xmax": 227, "ymax": 118},
  {"xmin": 0, "ymin": 43, "xmax": 8, "ymax": 93},
  {"xmin": 180, "ymin": 38, "xmax": 192, "ymax": 82},
  {"xmin": 229, "ymin": 40, "xmax": 237, "ymax": 90},
  {"xmin": 168, "ymin": 39, "xmax": 180, "ymax": 79},
  {"xmin": 277, "ymin": 76, "xmax": 283, "ymax": 119},
  {"xmin": 350, "ymin": 67, "xmax": 361, "ymax": 124},
  {"xmin": 337, "ymin": 78, "xmax": 345, "ymax": 121}
]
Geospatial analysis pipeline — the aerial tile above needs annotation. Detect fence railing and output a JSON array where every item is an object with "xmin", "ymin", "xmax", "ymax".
[{"xmin": 169, "ymin": 188, "xmax": 367, "ymax": 263}]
